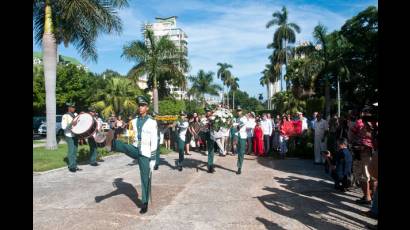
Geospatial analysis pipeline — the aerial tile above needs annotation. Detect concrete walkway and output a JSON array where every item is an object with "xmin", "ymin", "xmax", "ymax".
[{"xmin": 33, "ymin": 151, "xmax": 376, "ymax": 229}]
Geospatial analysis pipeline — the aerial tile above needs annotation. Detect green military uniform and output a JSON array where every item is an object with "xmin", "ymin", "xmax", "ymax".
[
  {"xmin": 108, "ymin": 96, "xmax": 157, "ymax": 213},
  {"xmin": 236, "ymin": 106, "xmax": 247, "ymax": 174},
  {"xmin": 204, "ymin": 107, "xmax": 215, "ymax": 172},
  {"xmin": 87, "ymin": 107, "xmax": 99, "ymax": 165},
  {"xmin": 176, "ymin": 112, "xmax": 188, "ymax": 171},
  {"xmin": 61, "ymin": 102, "xmax": 79, "ymax": 172}
]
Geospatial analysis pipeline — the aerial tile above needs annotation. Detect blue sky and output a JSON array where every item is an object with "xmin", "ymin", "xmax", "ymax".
[{"xmin": 33, "ymin": 0, "xmax": 377, "ymax": 99}]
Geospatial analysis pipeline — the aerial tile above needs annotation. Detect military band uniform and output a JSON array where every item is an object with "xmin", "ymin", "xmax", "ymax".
[
  {"xmin": 177, "ymin": 119, "xmax": 189, "ymax": 170},
  {"xmin": 236, "ymin": 115, "xmax": 248, "ymax": 174},
  {"xmin": 61, "ymin": 102, "xmax": 79, "ymax": 172},
  {"xmin": 110, "ymin": 114, "xmax": 157, "ymax": 206}
]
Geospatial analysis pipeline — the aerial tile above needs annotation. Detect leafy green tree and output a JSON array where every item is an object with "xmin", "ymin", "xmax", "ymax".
[
  {"xmin": 93, "ymin": 77, "xmax": 143, "ymax": 119},
  {"xmin": 188, "ymin": 70, "xmax": 222, "ymax": 107},
  {"xmin": 216, "ymin": 63, "xmax": 233, "ymax": 107},
  {"xmin": 33, "ymin": 0, "xmax": 128, "ymax": 149},
  {"xmin": 158, "ymin": 99, "xmax": 185, "ymax": 115},
  {"xmin": 122, "ymin": 28, "xmax": 189, "ymax": 113}
]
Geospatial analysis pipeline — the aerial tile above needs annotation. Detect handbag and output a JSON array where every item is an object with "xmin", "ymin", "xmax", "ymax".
[{"xmin": 190, "ymin": 138, "xmax": 196, "ymax": 148}]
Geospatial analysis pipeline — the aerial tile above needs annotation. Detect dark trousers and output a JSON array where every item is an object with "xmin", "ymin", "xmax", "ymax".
[
  {"xmin": 87, "ymin": 137, "xmax": 98, "ymax": 164},
  {"xmin": 246, "ymin": 137, "xmax": 253, "ymax": 154},
  {"xmin": 237, "ymin": 138, "xmax": 246, "ymax": 169},
  {"xmin": 205, "ymin": 132, "xmax": 215, "ymax": 166},
  {"xmin": 177, "ymin": 137, "xmax": 185, "ymax": 165},
  {"xmin": 263, "ymin": 135, "xmax": 270, "ymax": 155},
  {"xmin": 112, "ymin": 140, "xmax": 151, "ymax": 204},
  {"xmin": 66, "ymin": 136, "xmax": 78, "ymax": 169}
]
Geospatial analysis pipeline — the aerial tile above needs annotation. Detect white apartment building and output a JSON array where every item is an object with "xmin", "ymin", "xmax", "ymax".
[{"xmin": 143, "ymin": 16, "xmax": 188, "ymax": 99}]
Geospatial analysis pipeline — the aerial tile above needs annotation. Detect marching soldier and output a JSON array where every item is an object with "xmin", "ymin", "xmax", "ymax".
[
  {"xmin": 176, "ymin": 111, "xmax": 189, "ymax": 171},
  {"xmin": 235, "ymin": 106, "xmax": 248, "ymax": 175},
  {"xmin": 87, "ymin": 107, "xmax": 101, "ymax": 167},
  {"xmin": 105, "ymin": 96, "xmax": 158, "ymax": 214},
  {"xmin": 61, "ymin": 102, "xmax": 81, "ymax": 172},
  {"xmin": 204, "ymin": 107, "xmax": 216, "ymax": 173}
]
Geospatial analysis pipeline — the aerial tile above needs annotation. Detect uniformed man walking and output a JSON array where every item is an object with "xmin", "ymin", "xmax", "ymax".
[
  {"xmin": 87, "ymin": 107, "xmax": 101, "ymax": 166},
  {"xmin": 105, "ymin": 96, "xmax": 158, "ymax": 214},
  {"xmin": 235, "ymin": 106, "xmax": 248, "ymax": 175},
  {"xmin": 61, "ymin": 102, "xmax": 81, "ymax": 172},
  {"xmin": 204, "ymin": 107, "xmax": 216, "ymax": 173},
  {"xmin": 176, "ymin": 111, "xmax": 189, "ymax": 171}
]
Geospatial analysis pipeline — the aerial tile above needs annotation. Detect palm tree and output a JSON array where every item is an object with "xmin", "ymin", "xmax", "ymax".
[
  {"xmin": 227, "ymin": 76, "xmax": 239, "ymax": 109},
  {"xmin": 93, "ymin": 78, "xmax": 142, "ymax": 119},
  {"xmin": 33, "ymin": 0, "xmax": 128, "ymax": 149},
  {"xmin": 260, "ymin": 67, "xmax": 271, "ymax": 109},
  {"xmin": 122, "ymin": 28, "xmax": 188, "ymax": 113},
  {"xmin": 188, "ymin": 70, "xmax": 222, "ymax": 107},
  {"xmin": 313, "ymin": 23, "xmax": 331, "ymax": 117},
  {"xmin": 216, "ymin": 62, "xmax": 233, "ymax": 107},
  {"xmin": 266, "ymin": 6, "xmax": 300, "ymax": 91}
]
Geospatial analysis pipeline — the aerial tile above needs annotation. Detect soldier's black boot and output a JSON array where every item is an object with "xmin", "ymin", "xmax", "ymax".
[
  {"xmin": 140, "ymin": 203, "xmax": 148, "ymax": 214},
  {"xmin": 236, "ymin": 168, "xmax": 241, "ymax": 175}
]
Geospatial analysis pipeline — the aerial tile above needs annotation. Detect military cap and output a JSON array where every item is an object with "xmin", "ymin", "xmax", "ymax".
[
  {"xmin": 236, "ymin": 106, "xmax": 242, "ymax": 111},
  {"xmin": 88, "ymin": 106, "xmax": 96, "ymax": 112},
  {"xmin": 180, "ymin": 111, "xmax": 187, "ymax": 116},
  {"xmin": 66, "ymin": 102, "xmax": 76, "ymax": 107},
  {"xmin": 137, "ymin": 95, "xmax": 149, "ymax": 105}
]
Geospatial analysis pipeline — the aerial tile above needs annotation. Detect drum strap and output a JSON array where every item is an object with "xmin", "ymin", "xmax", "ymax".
[{"xmin": 66, "ymin": 112, "xmax": 75, "ymax": 119}]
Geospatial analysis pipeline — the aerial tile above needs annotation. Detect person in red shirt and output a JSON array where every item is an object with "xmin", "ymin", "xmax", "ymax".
[
  {"xmin": 279, "ymin": 115, "xmax": 292, "ymax": 159},
  {"xmin": 253, "ymin": 119, "xmax": 264, "ymax": 156}
]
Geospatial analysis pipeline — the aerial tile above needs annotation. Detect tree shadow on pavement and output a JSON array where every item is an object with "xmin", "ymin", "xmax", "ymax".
[
  {"xmin": 255, "ymin": 217, "xmax": 287, "ymax": 230},
  {"xmin": 168, "ymin": 158, "xmax": 238, "ymax": 173},
  {"xmin": 95, "ymin": 178, "xmax": 142, "ymax": 208},
  {"xmin": 256, "ymin": 175, "xmax": 373, "ymax": 229}
]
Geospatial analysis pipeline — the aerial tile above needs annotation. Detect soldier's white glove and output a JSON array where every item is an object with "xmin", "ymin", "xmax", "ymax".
[{"xmin": 149, "ymin": 160, "xmax": 156, "ymax": 171}]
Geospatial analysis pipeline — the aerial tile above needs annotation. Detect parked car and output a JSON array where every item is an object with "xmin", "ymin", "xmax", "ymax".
[
  {"xmin": 33, "ymin": 116, "xmax": 46, "ymax": 134},
  {"xmin": 38, "ymin": 115, "xmax": 64, "ymax": 137}
]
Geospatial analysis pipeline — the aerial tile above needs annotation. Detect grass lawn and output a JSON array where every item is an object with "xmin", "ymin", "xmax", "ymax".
[
  {"xmin": 33, "ymin": 144, "xmax": 114, "ymax": 172},
  {"xmin": 33, "ymin": 139, "xmax": 173, "ymax": 172},
  {"xmin": 33, "ymin": 140, "xmax": 44, "ymax": 144}
]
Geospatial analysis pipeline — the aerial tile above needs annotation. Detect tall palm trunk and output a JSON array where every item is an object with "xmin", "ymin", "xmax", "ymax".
[
  {"xmin": 43, "ymin": 1, "xmax": 58, "ymax": 149},
  {"xmin": 226, "ymin": 87, "xmax": 229, "ymax": 109},
  {"xmin": 232, "ymin": 91, "xmax": 235, "ymax": 109},
  {"xmin": 153, "ymin": 73, "xmax": 159, "ymax": 113},
  {"xmin": 324, "ymin": 78, "xmax": 330, "ymax": 119},
  {"xmin": 266, "ymin": 85, "xmax": 269, "ymax": 109}
]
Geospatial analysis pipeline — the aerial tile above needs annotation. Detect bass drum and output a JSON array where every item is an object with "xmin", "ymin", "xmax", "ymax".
[
  {"xmin": 93, "ymin": 131, "xmax": 107, "ymax": 148},
  {"xmin": 71, "ymin": 113, "xmax": 97, "ymax": 139}
]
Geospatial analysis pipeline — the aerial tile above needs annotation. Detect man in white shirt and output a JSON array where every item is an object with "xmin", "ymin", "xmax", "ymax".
[
  {"xmin": 297, "ymin": 112, "xmax": 308, "ymax": 132},
  {"xmin": 235, "ymin": 106, "xmax": 248, "ymax": 174},
  {"xmin": 246, "ymin": 112, "xmax": 256, "ymax": 155},
  {"xmin": 104, "ymin": 96, "xmax": 158, "ymax": 214},
  {"xmin": 261, "ymin": 114, "xmax": 273, "ymax": 156},
  {"xmin": 176, "ymin": 112, "xmax": 189, "ymax": 171},
  {"xmin": 61, "ymin": 102, "xmax": 80, "ymax": 172},
  {"xmin": 313, "ymin": 113, "xmax": 329, "ymax": 164}
]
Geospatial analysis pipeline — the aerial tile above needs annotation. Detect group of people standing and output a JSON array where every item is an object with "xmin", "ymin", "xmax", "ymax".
[{"xmin": 60, "ymin": 96, "xmax": 378, "ymax": 221}]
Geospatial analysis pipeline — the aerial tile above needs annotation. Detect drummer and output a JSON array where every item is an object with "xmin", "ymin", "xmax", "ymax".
[
  {"xmin": 105, "ymin": 95, "xmax": 158, "ymax": 214},
  {"xmin": 87, "ymin": 107, "xmax": 101, "ymax": 167},
  {"xmin": 61, "ymin": 102, "xmax": 81, "ymax": 172}
]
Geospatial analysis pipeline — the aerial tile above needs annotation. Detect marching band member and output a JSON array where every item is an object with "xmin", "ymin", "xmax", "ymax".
[
  {"xmin": 61, "ymin": 102, "xmax": 81, "ymax": 173},
  {"xmin": 105, "ymin": 96, "xmax": 158, "ymax": 214},
  {"xmin": 235, "ymin": 106, "xmax": 248, "ymax": 175}
]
